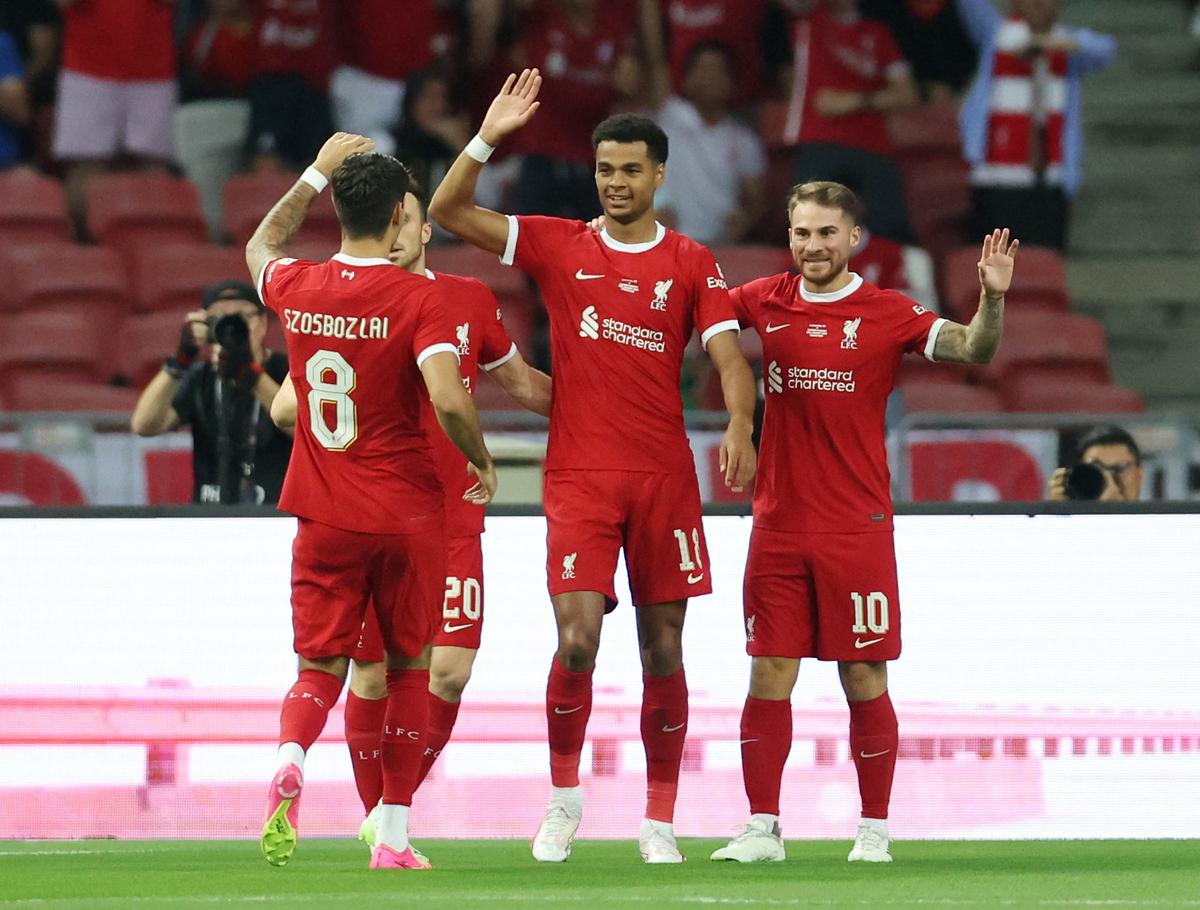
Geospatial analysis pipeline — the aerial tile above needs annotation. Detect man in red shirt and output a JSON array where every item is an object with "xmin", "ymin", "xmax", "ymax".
[
  {"xmin": 783, "ymin": 0, "xmax": 919, "ymax": 243},
  {"xmin": 429, "ymin": 69, "xmax": 757, "ymax": 864},
  {"xmin": 709, "ymin": 181, "xmax": 1017, "ymax": 864},
  {"xmin": 246, "ymin": 132, "xmax": 498, "ymax": 870}
]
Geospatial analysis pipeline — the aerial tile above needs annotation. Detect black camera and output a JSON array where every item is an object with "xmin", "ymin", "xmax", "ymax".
[
  {"xmin": 207, "ymin": 312, "xmax": 250, "ymax": 348},
  {"xmin": 1064, "ymin": 462, "xmax": 1108, "ymax": 500}
]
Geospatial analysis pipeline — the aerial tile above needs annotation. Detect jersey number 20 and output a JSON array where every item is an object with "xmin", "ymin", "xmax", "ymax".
[{"xmin": 306, "ymin": 350, "xmax": 358, "ymax": 451}]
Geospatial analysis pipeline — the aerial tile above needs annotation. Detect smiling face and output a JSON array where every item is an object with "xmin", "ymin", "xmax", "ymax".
[
  {"xmin": 594, "ymin": 140, "xmax": 664, "ymax": 226},
  {"xmin": 787, "ymin": 201, "xmax": 861, "ymax": 291}
]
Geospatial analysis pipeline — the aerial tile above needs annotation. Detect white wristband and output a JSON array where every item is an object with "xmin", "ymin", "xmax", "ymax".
[
  {"xmin": 299, "ymin": 166, "xmax": 329, "ymax": 193},
  {"xmin": 464, "ymin": 134, "xmax": 495, "ymax": 164}
]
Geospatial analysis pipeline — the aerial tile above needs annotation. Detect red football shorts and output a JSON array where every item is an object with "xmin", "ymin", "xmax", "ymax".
[
  {"xmin": 742, "ymin": 526, "xmax": 901, "ymax": 662},
  {"xmin": 355, "ymin": 534, "xmax": 484, "ymax": 661},
  {"xmin": 543, "ymin": 468, "xmax": 711, "ymax": 608},
  {"xmin": 290, "ymin": 517, "xmax": 445, "ymax": 661}
]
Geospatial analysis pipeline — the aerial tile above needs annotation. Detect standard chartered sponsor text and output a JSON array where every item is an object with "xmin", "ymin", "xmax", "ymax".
[
  {"xmin": 284, "ymin": 308, "xmax": 390, "ymax": 340},
  {"xmin": 602, "ymin": 316, "xmax": 665, "ymax": 353},
  {"xmin": 788, "ymin": 366, "xmax": 856, "ymax": 392}
]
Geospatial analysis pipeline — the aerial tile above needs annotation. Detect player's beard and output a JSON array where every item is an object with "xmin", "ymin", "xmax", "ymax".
[{"xmin": 798, "ymin": 253, "xmax": 848, "ymax": 290}]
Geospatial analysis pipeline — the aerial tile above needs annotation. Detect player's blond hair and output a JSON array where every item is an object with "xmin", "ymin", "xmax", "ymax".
[{"xmin": 786, "ymin": 181, "xmax": 864, "ymax": 226}]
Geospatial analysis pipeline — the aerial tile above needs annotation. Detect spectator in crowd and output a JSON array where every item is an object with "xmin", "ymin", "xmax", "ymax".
[
  {"xmin": 0, "ymin": 29, "xmax": 30, "ymax": 170},
  {"xmin": 781, "ymin": 0, "xmax": 920, "ymax": 243},
  {"xmin": 180, "ymin": 0, "xmax": 256, "ymax": 101},
  {"xmin": 0, "ymin": 0, "xmax": 59, "ymax": 162},
  {"xmin": 1047, "ymin": 425, "xmax": 1144, "ymax": 502},
  {"xmin": 859, "ymin": 0, "xmax": 977, "ymax": 101},
  {"xmin": 130, "ymin": 280, "xmax": 290, "ymax": 505},
  {"xmin": 653, "ymin": 41, "xmax": 767, "ymax": 244},
  {"xmin": 650, "ymin": 0, "xmax": 770, "ymax": 106},
  {"xmin": 331, "ymin": 0, "xmax": 456, "ymax": 156},
  {"xmin": 247, "ymin": 0, "xmax": 338, "ymax": 171},
  {"xmin": 850, "ymin": 226, "xmax": 938, "ymax": 312},
  {"xmin": 51, "ymin": 0, "xmax": 177, "ymax": 224},
  {"xmin": 392, "ymin": 68, "xmax": 473, "ymax": 218},
  {"xmin": 956, "ymin": 0, "xmax": 1116, "ymax": 251}
]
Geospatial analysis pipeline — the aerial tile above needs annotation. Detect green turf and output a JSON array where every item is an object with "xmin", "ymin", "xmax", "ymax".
[{"xmin": 1, "ymin": 839, "xmax": 1197, "ymax": 910}]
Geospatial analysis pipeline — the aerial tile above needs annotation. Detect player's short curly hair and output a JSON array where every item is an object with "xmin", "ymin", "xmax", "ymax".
[
  {"xmin": 787, "ymin": 181, "xmax": 864, "ymax": 226},
  {"xmin": 331, "ymin": 153, "xmax": 411, "ymax": 239},
  {"xmin": 592, "ymin": 114, "xmax": 669, "ymax": 164}
]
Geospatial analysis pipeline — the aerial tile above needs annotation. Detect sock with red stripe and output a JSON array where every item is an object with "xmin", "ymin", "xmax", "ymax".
[
  {"xmin": 277, "ymin": 669, "xmax": 343, "ymax": 759},
  {"xmin": 416, "ymin": 693, "xmax": 461, "ymax": 787},
  {"xmin": 848, "ymin": 691, "xmax": 899, "ymax": 819},
  {"xmin": 641, "ymin": 669, "xmax": 689, "ymax": 822},
  {"xmin": 546, "ymin": 658, "xmax": 594, "ymax": 788},
  {"xmin": 740, "ymin": 696, "xmax": 792, "ymax": 817},
  {"xmin": 344, "ymin": 690, "xmax": 387, "ymax": 813},
  {"xmin": 380, "ymin": 669, "xmax": 430, "ymax": 807}
]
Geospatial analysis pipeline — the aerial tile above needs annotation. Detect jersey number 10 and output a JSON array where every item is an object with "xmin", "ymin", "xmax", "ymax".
[{"xmin": 306, "ymin": 350, "xmax": 358, "ymax": 451}]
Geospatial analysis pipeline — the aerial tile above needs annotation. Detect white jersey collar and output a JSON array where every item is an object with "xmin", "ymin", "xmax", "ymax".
[
  {"xmin": 332, "ymin": 252, "xmax": 393, "ymax": 267},
  {"xmin": 600, "ymin": 221, "xmax": 666, "ymax": 253},
  {"xmin": 425, "ymin": 268, "xmax": 435, "ymax": 279},
  {"xmin": 800, "ymin": 272, "xmax": 863, "ymax": 303}
]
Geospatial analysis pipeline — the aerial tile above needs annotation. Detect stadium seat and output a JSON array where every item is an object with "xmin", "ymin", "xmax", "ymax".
[
  {"xmin": 84, "ymin": 173, "xmax": 208, "ymax": 260},
  {"xmin": 130, "ymin": 242, "xmax": 250, "ymax": 313},
  {"xmin": 979, "ymin": 310, "xmax": 1111, "ymax": 386},
  {"xmin": 119, "ymin": 310, "xmax": 196, "ymax": 387},
  {"xmin": 0, "ymin": 311, "xmax": 107, "ymax": 383},
  {"xmin": 1001, "ymin": 376, "xmax": 1145, "ymax": 413},
  {"xmin": 430, "ymin": 244, "xmax": 530, "ymax": 299},
  {"xmin": 222, "ymin": 172, "xmax": 341, "ymax": 248},
  {"xmin": 941, "ymin": 244, "xmax": 1069, "ymax": 318},
  {"xmin": 1, "ymin": 372, "xmax": 140, "ymax": 412},
  {"xmin": 899, "ymin": 379, "xmax": 1003, "ymax": 413},
  {"xmin": 0, "ymin": 243, "xmax": 129, "ymax": 327},
  {"xmin": 887, "ymin": 103, "xmax": 962, "ymax": 162},
  {"xmin": 710, "ymin": 245, "xmax": 794, "ymax": 290},
  {"xmin": 0, "ymin": 170, "xmax": 73, "ymax": 245},
  {"xmin": 902, "ymin": 164, "xmax": 971, "ymax": 255},
  {"xmin": 897, "ymin": 356, "xmax": 973, "ymax": 386}
]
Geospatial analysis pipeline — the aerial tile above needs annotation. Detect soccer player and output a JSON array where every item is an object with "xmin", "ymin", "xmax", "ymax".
[
  {"xmin": 270, "ymin": 172, "xmax": 552, "ymax": 840},
  {"xmin": 246, "ymin": 132, "xmax": 498, "ymax": 870},
  {"xmin": 428, "ymin": 69, "xmax": 758, "ymax": 864},
  {"xmin": 709, "ymin": 181, "xmax": 1017, "ymax": 864}
]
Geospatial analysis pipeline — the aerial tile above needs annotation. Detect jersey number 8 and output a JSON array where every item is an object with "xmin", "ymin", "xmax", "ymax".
[{"xmin": 306, "ymin": 350, "xmax": 358, "ymax": 451}]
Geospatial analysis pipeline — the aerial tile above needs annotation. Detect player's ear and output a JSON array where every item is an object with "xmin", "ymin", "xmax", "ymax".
[
  {"xmin": 849, "ymin": 223, "xmax": 862, "ymax": 247},
  {"xmin": 391, "ymin": 201, "xmax": 404, "ymax": 227},
  {"xmin": 654, "ymin": 162, "xmax": 665, "ymax": 188},
  {"xmin": 421, "ymin": 220, "xmax": 433, "ymax": 245}
]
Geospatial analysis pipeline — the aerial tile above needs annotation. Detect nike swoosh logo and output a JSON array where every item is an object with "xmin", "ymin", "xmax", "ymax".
[
  {"xmin": 554, "ymin": 705, "xmax": 584, "ymax": 715},
  {"xmin": 662, "ymin": 723, "xmax": 686, "ymax": 733},
  {"xmin": 575, "ymin": 269, "xmax": 605, "ymax": 280},
  {"xmin": 860, "ymin": 750, "xmax": 891, "ymax": 759},
  {"xmin": 442, "ymin": 622, "xmax": 475, "ymax": 634},
  {"xmin": 687, "ymin": 572, "xmax": 705, "ymax": 584},
  {"xmin": 764, "ymin": 323, "xmax": 791, "ymax": 333},
  {"xmin": 739, "ymin": 738, "xmax": 759, "ymax": 745},
  {"xmin": 854, "ymin": 637, "xmax": 885, "ymax": 649}
]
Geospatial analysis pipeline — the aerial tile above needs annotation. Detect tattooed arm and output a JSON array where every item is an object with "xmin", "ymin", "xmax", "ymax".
[{"xmin": 933, "ymin": 228, "xmax": 1019, "ymax": 365}]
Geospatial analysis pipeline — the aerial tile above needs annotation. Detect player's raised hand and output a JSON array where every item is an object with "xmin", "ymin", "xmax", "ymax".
[
  {"xmin": 463, "ymin": 461, "xmax": 498, "ymax": 506},
  {"xmin": 311, "ymin": 132, "xmax": 376, "ymax": 178},
  {"xmin": 978, "ymin": 228, "xmax": 1019, "ymax": 300},
  {"xmin": 720, "ymin": 425, "xmax": 757, "ymax": 493},
  {"xmin": 479, "ymin": 69, "xmax": 542, "ymax": 145}
]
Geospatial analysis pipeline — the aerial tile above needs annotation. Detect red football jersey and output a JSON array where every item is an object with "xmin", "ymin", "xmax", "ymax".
[
  {"xmin": 340, "ymin": 0, "xmax": 455, "ymax": 82},
  {"xmin": 259, "ymin": 253, "xmax": 460, "ymax": 535},
  {"xmin": 731, "ymin": 272, "xmax": 945, "ymax": 532},
  {"xmin": 851, "ymin": 230, "xmax": 909, "ymax": 293},
  {"xmin": 503, "ymin": 215, "xmax": 738, "ymax": 473},
  {"xmin": 420, "ymin": 270, "xmax": 516, "ymax": 538},
  {"xmin": 666, "ymin": 0, "xmax": 766, "ymax": 104},
  {"xmin": 62, "ymin": 0, "xmax": 175, "ymax": 81},
  {"xmin": 783, "ymin": 7, "xmax": 908, "ymax": 154},
  {"xmin": 255, "ymin": 0, "xmax": 339, "ymax": 90}
]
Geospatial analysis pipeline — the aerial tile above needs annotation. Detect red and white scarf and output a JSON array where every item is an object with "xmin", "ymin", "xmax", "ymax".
[{"xmin": 974, "ymin": 18, "xmax": 1069, "ymax": 188}]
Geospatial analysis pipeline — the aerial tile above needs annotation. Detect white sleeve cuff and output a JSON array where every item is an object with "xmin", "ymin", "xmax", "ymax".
[
  {"xmin": 499, "ymin": 214, "xmax": 519, "ymax": 266},
  {"xmin": 701, "ymin": 319, "xmax": 741, "ymax": 350},
  {"xmin": 254, "ymin": 259, "xmax": 274, "ymax": 302},
  {"xmin": 924, "ymin": 318, "xmax": 948, "ymax": 362},
  {"xmin": 481, "ymin": 342, "xmax": 518, "ymax": 372},
  {"xmin": 416, "ymin": 342, "xmax": 460, "ymax": 368}
]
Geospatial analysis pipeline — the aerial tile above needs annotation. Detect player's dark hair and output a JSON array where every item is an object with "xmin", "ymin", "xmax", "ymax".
[
  {"xmin": 1076, "ymin": 425, "xmax": 1142, "ymax": 465},
  {"xmin": 399, "ymin": 163, "xmax": 428, "ymax": 222},
  {"xmin": 787, "ymin": 181, "xmax": 864, "ymax": 226},
  {"xmin": 683, "ymin": 39, "xmax": 738, "ymax": 75},
  {"xmin": 592, "ymin": 113, "xmax": 669, "ymax": 164},
  {"xmin": 330, "ymin": 153, "xmax": 411, "ymax": 239}
]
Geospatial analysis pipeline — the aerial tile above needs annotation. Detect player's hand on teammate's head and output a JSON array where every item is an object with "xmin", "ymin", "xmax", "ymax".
[
  {"xmin": 978, "ymin": 227, "xmax": 1019, "ymax": 300},
  {"xmin": 479, "ymin": 68, "xmax": 542, "ymax": 146},
  {"xmin": 464, "ymin": 461, "xmax": 498, "ymax": 505},
  {"xmin": 312, "ymin": 132, "xmax": 376, "ymax": 179}
]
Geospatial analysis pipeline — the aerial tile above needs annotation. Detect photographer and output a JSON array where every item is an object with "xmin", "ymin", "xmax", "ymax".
[
  {"xmin": 131, "ymin": 280, "xmax": 291, "ymax": 504},
  {"xmin": 1048, "ymin": 425, "xmax": 1145, "ymax": 502}
]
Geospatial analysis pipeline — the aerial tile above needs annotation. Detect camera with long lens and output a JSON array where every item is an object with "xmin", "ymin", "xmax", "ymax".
[
  {"xmin": 1064, "ymin": 462, "xmax": 1108, "ymax": 500},
  {"xmin": 207, "ymin": 312, "xmax": 250, "ymax": 348}
]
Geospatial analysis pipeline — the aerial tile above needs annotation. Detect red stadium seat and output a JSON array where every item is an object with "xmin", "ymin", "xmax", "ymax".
[
  {"xmin": 902, "ymin": 163, "xmax": 971, "ymax": 256},
  {"xmin": 979, "ymin": 310, "xmax": 1110, "ymax": 386},
  {"xmin": 899, "ymin": 379, "xmax": 1003, "ymax": 413},
  {"xmin": 0, "ymin": 244, "xmax": 129, "ymax": 327},
  {"xmin": 429, "ymin": 244, "xmax": 530, "ymax": 298},
  {"xmin": 1, "ymin": 372, "xmax": 140, "ymax": 412},
  {"xmin": 130, "ymin": 242, "xmax": 250, "ymax": 313},
  {"xmin": 0, "ymin": 170, "xmax": 73, "ymax": 245},
  {"xmin": 1001, "ymin": 376, "xmax": 1145, "ymax": 413},
  {"xmin": 84, "ymin": 173, "xmax": 208, "ymax": 261},
  {"xmin": 710, "ymin": 245, "xmax": 794, "ymax": 290},
  {"xmin": 222, "ymin": 172, "xmax": 341, "ymax": 248},
  {"xmin": 0, "ymin": 311, "xmax": 107, "ymax": 383},
  {"xmin": 887, "ymin": 103, "xmax": 962, "ymax": 161},
  {"xmin": 897, "ymin": 355, "xmax": 973, "ymax": 386},
  {"xmin": 941, "ymin": 243, "xmax": 1068, "ymax": 318},
  {"xmin": 120, "ymin": 310, "xmax": 196, "ymax": 387}
]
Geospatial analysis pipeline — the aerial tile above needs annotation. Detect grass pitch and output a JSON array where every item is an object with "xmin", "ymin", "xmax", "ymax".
[{"xmin": 1, "ymin": 839, "xmax": 1196, "ymax": 910}]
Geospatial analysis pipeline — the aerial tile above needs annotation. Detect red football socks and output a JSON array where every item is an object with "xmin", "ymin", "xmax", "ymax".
[
  {"xmin": 278, "ymin": 668, "xmax": 343, "ymax": 751},
  {"xmin": 641, "ymin": 669, "xmax": 688, "ymax": 822},
  {"xmin": 740, "ymin": 696, "xmax": 793, "ymax": 817},
  {"xmin": 380, "ymin": 669, "xmax": 430, "ymax": 806},
  {"xmin": 344, "ymin": 690, "xmax": 387, "ymax": 813},
  {"xmin": 848, "ymin": 691, "xmax": 899, "ymax": 819},
  {"xmin": 546, "ymin": 658, "xmax": 594, "ymax": 788},
  {"xmin": 416, "ymin": 693, "xmax": 461, "ymax": 787}
]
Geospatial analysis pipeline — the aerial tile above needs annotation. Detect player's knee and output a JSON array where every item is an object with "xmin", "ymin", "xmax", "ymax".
[
  {"xmin": 640, "ymin": 640, "xmax": 683, "ymax": 676},
  {"xmin": 300, "ymin": 655, "xmax": 349, "ymax": 684},
  {"xmin": 839, "ymin": 660, "xmax": 887, "ymax": 700},
  {"xmin": 556, "ymin": 628, "xmax": 600, "ymax": 671},
  {"xmin": 350, "ymin": 661, "xmax": 387, "ymax": 699},
  {"xmin": 749, "ymin": 656, "xmax": 799, "ymax": 700},
  {"xmin": 430, "ymin": 664, "xmax": 472, "ymax": 702}
]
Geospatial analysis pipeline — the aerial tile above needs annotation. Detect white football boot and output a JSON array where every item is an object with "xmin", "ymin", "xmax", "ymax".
[
  {"xmin": 638, "ymin": 818, "xmax": 686, "ymax": 864},
  {"xmin": 847, "ymin": 819, "xmax": 892, "ymax": 863},
  {"xmin": 710, "ymin": 816, "xmax": 786, "ymax": 863},
  {"xmin": 531, "ymin": 789, "xmax": 583, "ymax": 862}
]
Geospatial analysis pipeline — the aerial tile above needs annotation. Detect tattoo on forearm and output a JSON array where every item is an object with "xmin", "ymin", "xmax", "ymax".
[
  {"xmin": 968, "ymin": 296, "xmax": 1004, "ymax": 361},
  {"xmin": 255, "ymin": 184, "xmax": 317, "ymax": 254}
]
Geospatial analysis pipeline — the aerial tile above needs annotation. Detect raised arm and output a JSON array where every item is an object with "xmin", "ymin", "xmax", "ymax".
[
  {"xmin": 487, "ymin": 350, "xmax": 553, "ymax": 417},
  {"xmin": 933, "ymin": 229, "xmax": 1019, "ymax": 365},
  {"xmin": 421, "ymin": 352, "xmax": 498, "ymax": 504},
  {"xmin": 427, "ymin": 69, "xmax": 542, "ymax": 255},
  {"xmin": 245, "ymin": 132, "xmax": 375, "ymax": 285},
  {"xmin": 705, "ymin": 330, "xmax": 758, "ymax": 491}
]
